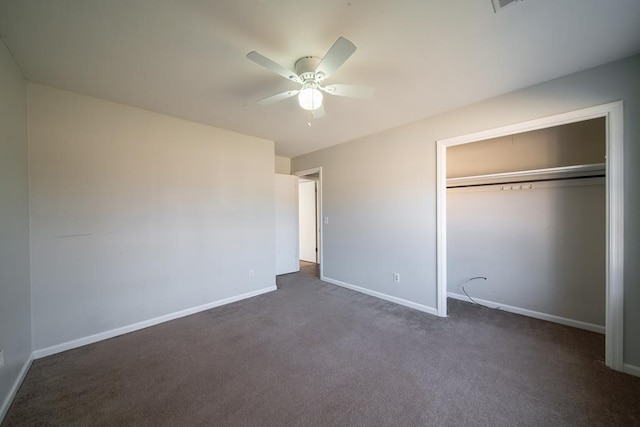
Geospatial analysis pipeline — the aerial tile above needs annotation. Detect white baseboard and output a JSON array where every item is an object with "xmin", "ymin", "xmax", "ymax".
[
  {"xmin": 33, "ymin": 286, "xmax": 277, "ymax": 359},
  {"xmin": 624, "ymin": 363, "xmax": 640, "ymax": 378},
  {"xmin": 447, "ymin": 292, "xmax": 605, "ymax": 334},
  {"xmin": 322, "ymin": 276, "xmax": 438, "ymax": 316},
  {"xmin": 0, "ymin": 354, "xmax": 33, "ymax": 424}
]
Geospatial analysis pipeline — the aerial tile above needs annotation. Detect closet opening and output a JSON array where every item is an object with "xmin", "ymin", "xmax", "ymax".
[{"xmin": 436, "ymin": 102, "xmax": 624, "ymax": 372}]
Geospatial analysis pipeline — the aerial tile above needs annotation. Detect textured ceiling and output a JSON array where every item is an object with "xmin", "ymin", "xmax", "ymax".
[{"xmin": 1, "ymin": 0, "xmax": 639, "ymax": 157}]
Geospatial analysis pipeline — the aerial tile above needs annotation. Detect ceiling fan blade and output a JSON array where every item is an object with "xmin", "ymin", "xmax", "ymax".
[
  {"xmin": 323, "ymin": 84, "xmax": 375, "ymax": 99},
  {"xmin": 247, "ymin": 51, "xmax": 302, "ymax": 83},
  {"xmin": 257, "ymin": 90, "xmax": 299, "ymax": 105},
  {"xmin": 312, "ymin": 104, "xmax": 326, "ymax": 119},
  {"xmin": 315, "ymin": 36, "xmax": 356, "ymax": 80}
]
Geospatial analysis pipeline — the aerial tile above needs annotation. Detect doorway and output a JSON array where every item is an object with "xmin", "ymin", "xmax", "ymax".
[
  {"xmin": 295, "ymin": 167, "xmax": 323, "ymax": 279},
  {"xmin": 299, "ymin": 178, "xmax": 318, "ymax": 263},
  {"xmin": 436, "ymin": 102, "xmax": 624, "ymax": 371}
]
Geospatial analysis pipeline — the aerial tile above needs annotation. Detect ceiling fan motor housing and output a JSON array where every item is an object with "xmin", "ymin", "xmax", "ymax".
[{"xmin": 295, "ymin": 56, "xmax": 322, "ymax": 81}]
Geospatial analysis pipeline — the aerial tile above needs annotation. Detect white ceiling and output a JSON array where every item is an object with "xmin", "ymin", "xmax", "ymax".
[{"xmin": 1, "ymin": 1, "xmax": 639, "ymax": 158}]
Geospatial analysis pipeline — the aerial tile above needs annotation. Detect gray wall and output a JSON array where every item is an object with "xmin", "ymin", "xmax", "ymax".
[
  {"xmin": 28, "ymin": 84, "xmax": 276, "ymax": 351},
  {"xmin": 448, "ymin": 179, "xmax": 605, "ymax": 326},
  {"xmin": 292, "ymin": 54, "xmax": 640, "ymax": 367},
  {"xmin": 0, "ymin": 42, "xmax": 31, "ymax": 414},
  {"xmin": 447, "ymin": 118, "xmax": 605, "ymax": 177}
]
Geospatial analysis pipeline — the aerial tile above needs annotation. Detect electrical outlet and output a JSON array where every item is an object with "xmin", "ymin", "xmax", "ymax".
[
  {"xmin": 393, "ymin": 273, "xmax": 400, "ymax": 283},
  {"xmin": 0, "ymin": 350, "xmax": 4, "ymax": 370},
  {"xmin": 249, "ymin": 270, "xmax": 254, "ymax": 279}
]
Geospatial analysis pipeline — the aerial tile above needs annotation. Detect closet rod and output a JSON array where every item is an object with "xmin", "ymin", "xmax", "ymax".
[{"xmin": 447, "ymin": 173, "xmax": 605, "ymax": 189}]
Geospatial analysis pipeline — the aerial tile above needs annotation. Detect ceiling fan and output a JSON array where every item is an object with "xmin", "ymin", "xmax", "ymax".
[{"xmin": 247, "ymin": 36, "xmax": 374, "ymax": 119}]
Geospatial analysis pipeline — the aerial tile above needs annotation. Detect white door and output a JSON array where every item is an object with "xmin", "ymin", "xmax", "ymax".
[
  {"xmin": 275, "ymin": 174, "xmax": 299, "ymax": 275},
  {"xmin": 299, "ymin": 180, "xmax": 317, "ymax": 262}
]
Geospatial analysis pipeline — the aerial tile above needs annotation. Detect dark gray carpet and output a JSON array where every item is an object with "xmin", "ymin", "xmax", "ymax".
[{"xmin": 4, "ymin": 271, "xmax": 640, "ymax": 426}]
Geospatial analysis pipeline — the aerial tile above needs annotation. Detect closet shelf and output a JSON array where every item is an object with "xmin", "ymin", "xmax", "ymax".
[{"xmin": 447, "ymin": 163, "xmax": 605, "ymax": 188}]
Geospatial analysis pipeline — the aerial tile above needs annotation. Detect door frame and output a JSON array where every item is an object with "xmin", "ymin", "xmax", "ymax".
[
  {"xmin": 436, "ymin": 101, "xmax": 624, "ymax": 371},
  {"xmin": 294, "ymin": 167, "xmax": 323, "ymax": 279}
]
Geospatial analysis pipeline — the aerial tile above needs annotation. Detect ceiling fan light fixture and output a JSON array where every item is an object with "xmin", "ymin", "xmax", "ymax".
[
  {"xmin": 298, "ymin": 84, "xmax": 323, "ymax": 111},
  {"xmin": 248, "ymin": 37, "xmax": 373, "ymax": 117}
]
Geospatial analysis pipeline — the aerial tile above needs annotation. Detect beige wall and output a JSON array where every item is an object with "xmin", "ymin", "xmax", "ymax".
[
  {"xmin": 0, "ymin": 41, "xmax": 31, "ymax": 418},
  {"xmin": 28, "ymin": 84, "xmax": 276, "ymax": 351},
  {"xmin": 447, "ymin": 118, "xmax": 605, "ymax": 177},
  {"xmin": 275, "ymin": 156, "xmax": 291, "ymax": 174},
  {"xmin": 292, "ymin": 54, "xmax": 640, "ymax": 368}
]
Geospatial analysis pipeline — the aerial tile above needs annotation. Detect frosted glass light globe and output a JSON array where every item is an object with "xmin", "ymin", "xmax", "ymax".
[{"xmin": 298, "ymin": 85, "xmax": 323, "ymax": 111}]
